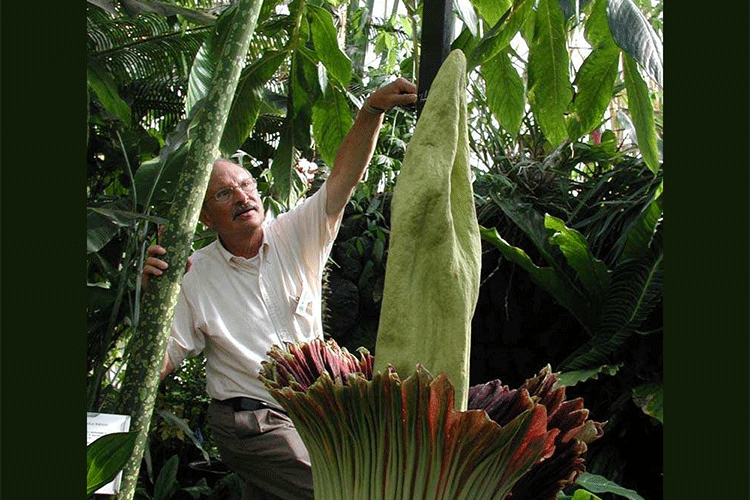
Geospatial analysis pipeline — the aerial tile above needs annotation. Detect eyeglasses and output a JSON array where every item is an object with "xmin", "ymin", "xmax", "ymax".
[{"xmin": 206, "ymin": 177, "xmax": 257, "ymax": 204}]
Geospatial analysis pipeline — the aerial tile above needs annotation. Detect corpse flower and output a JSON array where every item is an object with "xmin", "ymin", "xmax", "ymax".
[
  {"xmin": 468, "ymin": 367, "xmax": 605, "ymax": 500},
  {"xmin": 260, "ymin": 339, "xmax": 558, "ymax": 500},
  {"xmin": 259, "ymin": 49, "xmax": 602, "ymax": 499}
]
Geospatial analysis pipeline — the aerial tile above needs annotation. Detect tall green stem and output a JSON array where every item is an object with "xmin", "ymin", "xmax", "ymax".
[{"xmin": 114, "ymin": 0, "xmax": 264, "ymax": 498}]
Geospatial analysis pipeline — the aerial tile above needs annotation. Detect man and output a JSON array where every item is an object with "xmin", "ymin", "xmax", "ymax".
[{"xmin": 143, "ymin": 78, "xmax": 417, "ymax": 500}]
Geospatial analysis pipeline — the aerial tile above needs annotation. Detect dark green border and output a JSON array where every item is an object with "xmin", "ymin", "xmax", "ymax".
[
  {"xmin": 666, "ymin": 2, "xmax": 749, "ymax": 499},
  {"xmin": 1, "ymin": 1, "xmax": 85, "ymax": 499}
]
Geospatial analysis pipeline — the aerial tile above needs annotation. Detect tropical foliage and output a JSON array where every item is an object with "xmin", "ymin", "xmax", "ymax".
[{"xmin": 87, "ymin": 0, "xmax": 662, "ymax": 498}]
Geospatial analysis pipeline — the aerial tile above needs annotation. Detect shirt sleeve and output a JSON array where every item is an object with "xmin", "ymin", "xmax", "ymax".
[
  {"xmin": 165, "ymin": 285, "xmax": 205, "ymax": 368},
  {"xmin": 270, "ymin": 180, "xmax": 344, "ymax": 272}
]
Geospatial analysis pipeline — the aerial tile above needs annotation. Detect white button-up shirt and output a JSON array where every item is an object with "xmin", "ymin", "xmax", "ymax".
[{"xmin": 166, "ymin": 181, "xmax": 342, "ymax": 405}]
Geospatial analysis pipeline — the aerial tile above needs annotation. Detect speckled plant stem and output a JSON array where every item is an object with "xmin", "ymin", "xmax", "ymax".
[{"xmin": 115, "ymin": 1, "xmax": 263, "ymax": 498}]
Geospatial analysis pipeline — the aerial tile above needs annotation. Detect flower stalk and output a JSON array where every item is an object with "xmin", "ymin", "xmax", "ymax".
[{"xmin": 373, "ymin": 49, "xmax": 481, "ymax": 412}]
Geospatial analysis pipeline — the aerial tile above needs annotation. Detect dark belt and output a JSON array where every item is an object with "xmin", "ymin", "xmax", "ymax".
[{"xmin": 213, "ymin": 397, "xmax": 287, "ymax": 416}]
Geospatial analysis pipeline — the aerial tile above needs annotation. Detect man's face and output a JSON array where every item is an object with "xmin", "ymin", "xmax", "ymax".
[{"xmin": 200, "ymin": 161, "xmax": 265, "ymax": 239}]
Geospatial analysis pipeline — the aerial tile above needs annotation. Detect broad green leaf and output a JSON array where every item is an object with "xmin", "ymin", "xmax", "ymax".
[
  {"xmin": 185, "ymin": 3, "xmax": 238, "ymax": 115},
  {"xmin": 220, "ymin": 50, "xmax": 287, "ymax": 155},
  {"xmin": 528, "ymin": 0, "xmax": 573, "ymax": 147},
  {"xmin": 87, "ymin": 204, "xmax": 166, "ymax": 253},
  {"xmin": 292, "ymin": 47, "xmax": 319, "ymax": 114},
  {"xmin": 576, "ymin": 472, "xmax": 646, "ymax": 500},
  {"xmin": 258, "ymin": 89, "xmax": 287, "ymax": 116},
  {"xmin": 560, "ymin": 254, "xmax": 662, "ymax": 370},
  {"xmin": 621, "ymin": 181, "xmax": 662, "ymax": 261},
  {"xmin": 480, "ymin": 226, "xmax": 593, "ymax": 330},
  {"xmin": 492, "ymin": 199, "xmax": 555, "ymax": 264},
  {"xmin": 468, "ymin": 0, "xmax": 534, "ymax": 68},
  {"xmin": 293, "ymin": 105, "xmax": 314, "ymax": 153},
  {"xmin": 270, "ymin": 125, "xmax": 295, "ymax": 204},
  {"xmin": 607, "ymin": 0, "xmax": 662, "ymax": 86},
  {"xmin": 307, "ymin": 4, "xmax": 352, "ymax": 86},
  {"xmin": 571, "ymin": 490, "xmax": 604, "ymax": 500},
  {"xmin": 289, "ymin": 51, "xmax": 316, "ymax": 153},
  {"xmin": 87, "ymin": 210, "xmax": 121, "ymax": 254},
  {"xmin": 557, "ymin": 364, "xmax": 621, "ymax": 387},
  {"xmin": 584, "ymin": 0, "xmax": 615, "ymax": 47},
  {"xmin": 317, "ymin": 61, "xmax": 328, "ymax": 96},
  {"xmin": 87, "ymin": 432, "xmax": 137, "ymax": 496},
  {"xmin": 567, "ymin": 44, "xmax": 619, "ymax": 140},
  {"xmin": 182, "ymin": 478, "xmax": 213, "ymax": 499},
  {"xmin": 486, "ymin": 199, "xmax": 601, "ymax": 331},
  {"xmin": 312, "ymin": 84, "xmax": 353, "ymax": 168},
  {"xmin": 87, "ymin": 61, "xmax": 131, "ymax": 126},
  {"xmin": 272, "ymin": 50, "xmax": 315, "ymax": 206},
  {"xmin": 483, "ymin": 50, "xmax": 525, "ymax": 136},
  {"xmin": 133, "ymin": 142, "xmax": 190, "ymax": 207},
  {"xmin": 452, "ymin": 26, "xmax": 480, "ymax": 58},
  {"xmin": 632, "ymin": 382, "xmax": 663, "ymax": 423},
  {"xmin": 157, "ymin": 410, "xmax": 211, "ymax": 462},
  {"xmin": 88, "ymin": 207, "xmax": 165, "ymax": 228},
  {"xmin": 545, "ymin": 215, "xmax": 612, "ymax": 309},
  {"xmin": 185, "ymin": 43, "xmax": 215, "ymax": 117},
  {"xmin": 88, "ymin": 283, "xmax": 118, "ymax": 313},
  {"xmin": 455, "ymin": 0, "xmax": 480, "ymax": 37},
  {"xmin": 470, "ymin": 0, "xmax": 511, "ymax": 26},
  {"xmin": 558, "ymin": 0, "xmax": 594, "ymax": 20},
  {"xmin": 521, "ymin": 2, "xmax": 536, "ymax": 43},
  {"xmin": 622, "ymin": 53, "xmax": 659, "ymax": 173},
  {"xmin": 270, "ymin": 125, "xmax": 302, "ymax": 207},
  {"xmin": 153, "ymin": 455, "xmax": 180, "ymax": 500}
]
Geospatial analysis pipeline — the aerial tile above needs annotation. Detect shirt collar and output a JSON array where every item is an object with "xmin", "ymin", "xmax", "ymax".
[{"xmin": 213, "ymin": 231, "xmax": 269, "ymax": 266}]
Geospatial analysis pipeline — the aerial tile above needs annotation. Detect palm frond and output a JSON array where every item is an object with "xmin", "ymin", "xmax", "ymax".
[
  {"xmin": 114, "ymin": 0, "xmax": 219, "ymax": 25},
  {"xmin": 238, "ymin": 114, "xmax": 285, "ymax": 166},
  {"xmin": 122, "ymin": 76, "xmax": 187, "ymax": 133},
  {"xmin": 558, "ymin": 246, "xmax": 662, "ymax": 371},
  {"xmin": 88, "ymin": 10, "xmax": 210, "ymax": 83}
]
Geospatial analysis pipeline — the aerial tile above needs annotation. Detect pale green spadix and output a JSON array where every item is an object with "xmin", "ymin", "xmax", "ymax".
[{"xmin": 374, "ymin": 49, "xmax": 481, "ymax": 411}]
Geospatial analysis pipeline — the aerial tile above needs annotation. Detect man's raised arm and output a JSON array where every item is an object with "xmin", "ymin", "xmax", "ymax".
[{"xmin": 326, "ymin": 78, "xmax": 417, "ymax": 217}]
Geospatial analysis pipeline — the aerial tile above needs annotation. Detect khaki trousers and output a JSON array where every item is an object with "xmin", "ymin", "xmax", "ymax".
[{"xmin": 207, "ymin": 400, "xmax": 314, "ymax": 500}]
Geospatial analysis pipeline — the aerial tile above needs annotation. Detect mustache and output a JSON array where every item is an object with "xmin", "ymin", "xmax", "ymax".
[{"xmin": 232, "ymin": 202, "xmax": 258, "ymax": 218}]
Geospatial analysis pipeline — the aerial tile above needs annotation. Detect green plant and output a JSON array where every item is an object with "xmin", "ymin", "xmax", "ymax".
[
  {"xmin": 132, "ymin": 453, "xmax": 241, "ymax": 500},
  {"xmin": 459, "ymin": 0, "xmax": 662, "ymax": 172},
  {"xmin": 88, "ymin": 432, "xmax": 138, "ymax": 497},
  {"xmin": 566, "ymin": 472, "xmax": 645, "ymax": 500},
  {"xmin": 472, "ymin": 136, "xmax": 662, "ymax": 497},
  {"xmin": 480, "ymin": 180, "xmax": 661, "ymax": 374}
]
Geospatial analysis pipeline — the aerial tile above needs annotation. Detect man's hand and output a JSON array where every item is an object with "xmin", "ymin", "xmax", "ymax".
[
  {"xmin": 365, "ymin": 77, "xmax": 418, "ymax": 113},
  {"xmin": 327, "ymin": 77, "xmax": 417, "ymax": 217},
  {"xmin": 142, "ymin": 227, "xmax": 192, "ymax": 288}
]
